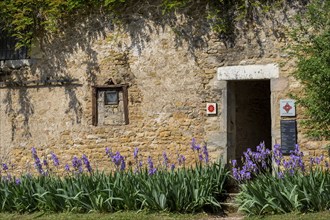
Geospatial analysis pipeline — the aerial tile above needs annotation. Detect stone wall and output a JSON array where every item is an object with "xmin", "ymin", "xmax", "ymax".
[{"xmin": 0, "ymin": 7, "xmax": 328, "ymax": 174}]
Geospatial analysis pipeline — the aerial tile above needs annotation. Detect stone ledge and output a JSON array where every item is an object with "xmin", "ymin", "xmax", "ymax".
[
  {"xmin": 0, "ymin": 59, "xmax": 34, "ymax": 71},
  {"xmin": 217, "ymin": 63, "xmax": 279, "ymax": 80}
]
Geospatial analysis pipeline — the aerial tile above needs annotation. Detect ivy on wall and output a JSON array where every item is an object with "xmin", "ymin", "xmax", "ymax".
[{"xmin": 0, "ymin": 0, "xmax": 284, "ymax": 48}]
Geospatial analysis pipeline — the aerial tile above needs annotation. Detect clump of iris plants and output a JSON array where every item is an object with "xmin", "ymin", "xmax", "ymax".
[
  {"xmin": 0, "ymin": 138, "xmax": 212, "ymax": 184},
  {"xmin": 191, "ymin": 138, "xmax": 209, "ymax": 164},
  {"xmin": 31, "ymin": 147, "xmax": 44, "ymax": 175},
  {"xmin": 0, "ymin": 138, "xmax": 229, "ymax": 214},
  {"xmin": 232, "ymin": 143, "xmax": 328, "ymax": 182},
  {"xmin": 103, "ymin": 138, "xmax": 209, "ymax": 175},
  {"xmin": 105, "ymin": 148, "xmax": 126, "ymax": 171},
  {"xmin": 233, "ymin": 143, "xmax": 330, "ymax": 216},
  {"xmin": 231, "ymin": 142, "xmax": 271, "ymax": 181}
]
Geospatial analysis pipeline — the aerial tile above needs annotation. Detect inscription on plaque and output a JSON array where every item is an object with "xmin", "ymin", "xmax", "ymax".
[{"xmin": 280, "ymin": 120, "xmax": 297, "ymax": 155}]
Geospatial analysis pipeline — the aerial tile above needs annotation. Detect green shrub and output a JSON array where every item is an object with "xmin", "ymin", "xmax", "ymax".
[{"xmin": 290, "ymin": 0, "xmax": 330, "ymax": 140}]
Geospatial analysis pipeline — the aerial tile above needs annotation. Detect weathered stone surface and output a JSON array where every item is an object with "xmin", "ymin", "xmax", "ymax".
[
  {"xmin": 271, "ymin": 78, "xmax": 289, "ymax": 92},
  {"xmin": 0, "ymin": 9, "xmax": 328, "ymax": 174},
  {"xmin": 217, "ymin": 63, "xmax": 279, "ymax": 80}
]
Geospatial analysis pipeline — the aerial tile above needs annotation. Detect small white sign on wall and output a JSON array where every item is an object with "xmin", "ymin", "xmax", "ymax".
[
  {"xmin": 206, "ymin": 103, "xmax": 217, "ymax": 115},
  {"xmin": 280, "ymin": 99, "xmax": 296, "ymax": 117}
]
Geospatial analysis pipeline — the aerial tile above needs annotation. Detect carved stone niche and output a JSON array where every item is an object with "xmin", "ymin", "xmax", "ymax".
[{"xmin": 92, "ymin": 84, "xmax": 129, "ymax": 126}]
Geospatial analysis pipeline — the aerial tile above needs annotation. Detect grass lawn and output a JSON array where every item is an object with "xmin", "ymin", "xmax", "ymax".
[
  {"xmin": 0, "ymin": 211, "xmax": 210, "ymax": 220},
  {"xmin": 2, "ymin": 211, "xmax": 330, "ymax": 220},
  {"xmin": 247, "ymin": 211, "xmax": 330, "ymax": 220}
]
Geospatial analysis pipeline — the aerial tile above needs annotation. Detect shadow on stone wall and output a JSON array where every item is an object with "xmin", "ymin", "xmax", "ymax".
[
  {"xmin": 2, "ymin": 68, "xmax": 34, "ymax": 140},
  {"xmin": 65, "ymin": 86, "xmax": 83, "ymax": 125},
  {"xmin": 1, "ymin": 0, "xmax": 307, "ymax": 140},
  {"xmin": 105, "ymin": 0, "xmax": 307, "ymax": 58}
]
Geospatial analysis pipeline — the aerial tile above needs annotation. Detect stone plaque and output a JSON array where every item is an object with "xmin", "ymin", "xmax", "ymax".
[
  {"xmin": 280, "ymin": 99, "xmax": 295, "ymax": 117},
  {"xmin": 280, "ymin": 120, "xmax": 297, "ymax": 155}
]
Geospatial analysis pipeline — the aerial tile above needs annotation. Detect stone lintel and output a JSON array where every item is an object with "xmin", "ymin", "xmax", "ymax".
[{"xmin": 217, "ymin": 63, "xmax": 279, "ymax": 80}]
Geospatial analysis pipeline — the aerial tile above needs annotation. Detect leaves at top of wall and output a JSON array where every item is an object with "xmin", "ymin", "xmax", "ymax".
[
  {"xmin": 0, "ymin": 0, "xmax": 288, "ymax": 49},
  {"xmin": 289, "ymin": 0, "xmax": 330, "ymax": 140},
  {"xmin": 0, "ymin": 0, "xmax": 104, "ymax": 48}
]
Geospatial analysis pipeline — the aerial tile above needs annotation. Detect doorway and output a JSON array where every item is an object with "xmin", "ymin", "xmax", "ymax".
[{"xmin": 227, "ymin": 80, "xmax": 271, "ymax": 162}]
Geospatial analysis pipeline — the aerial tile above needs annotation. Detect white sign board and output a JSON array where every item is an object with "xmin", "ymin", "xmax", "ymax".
[{"xmin": 280, "ymin": 99, "xmax": 295, "ymax": 117}]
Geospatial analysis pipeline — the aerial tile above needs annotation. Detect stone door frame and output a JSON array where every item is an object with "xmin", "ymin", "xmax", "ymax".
[{"xmin": 217, "ymin": 63, "xmax": 280, "ymax": 163}]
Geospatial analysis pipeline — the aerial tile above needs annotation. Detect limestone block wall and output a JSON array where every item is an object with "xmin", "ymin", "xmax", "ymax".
[{"xmin": 0, "ymin": 9, "xmax": 328, "ymax": 174}]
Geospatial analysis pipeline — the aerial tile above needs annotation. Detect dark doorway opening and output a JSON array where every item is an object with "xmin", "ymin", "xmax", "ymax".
[{"xmin": 227, "ymin": 80, "xmax": 271, "ymax": 162}]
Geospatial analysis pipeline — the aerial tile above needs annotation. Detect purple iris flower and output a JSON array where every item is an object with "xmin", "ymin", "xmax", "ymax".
[
  {"xmin": 112, "ymin": 152, "xmax": 123, "ymax": 166},
  {"xmin": 289, "ymin": 169, "xmax": 295, "ymax": 176},
  {"xmin": 147, "ymin": 156, "xmax": 157, "ymax": 175},
  {"xmin": 2, "ymin": 163, "xmax": 8, "ymax": 171},
  {"xmin": 35, "ymin": 162, "xmax": 43, "ymax": 174},
  {"xmin": 232, "ymin": 168, "xmax": 240, "ymax": 181},
  {"xmin": 272, "ymin": 144, "xmax": 283, "ymax": 166},
  {"xmin": 64, "ymin": 164, "xmax": 70, "ymax": 172},
  {"xmin": 31, "ymin": 148, "xmax": 44, "ymax": 175},
  {"xmin": 163, "ymin": 152, "xmax": 169, "ymax": 168},
  {"xmin": 148, "ymin": 168, "xmax": 157, "ymax": 175},
  {"xmin": 72, "ymin": 156, "xmax": 83, "ymax": 173},
  {"xmin": 110, "ymin": 152, "xmax": 125, "ymax": 171},
  {"xmin": 15, "ymin": 178, "xmax": 21, "ymax": 185},
  {"xmin": 51, "ymin": 152, "xmax": 60, "ymax": 167},
  {"xmin": 171, "ymin": 164, "xmax": 175, "ymax": 171},
  {"xmin": 191, "ymin": 138, "xmax": 201, "ymax": 151},
  {"xmin": 31, "ymin": 147, "xmax": 37, "ymax": 156},
  {"xmin": 315, "ymin": 155, "xmax": 324, "ymax": 165},
  {"xmin": 244, "ymin": 171, "xmax": 251, "ymax": 180},
  {"xmin": 283, "ymin": 160, "xmax": 290, "ymax": 169},
  {"xmin": 232, "ymin": 160, "xmax": 237, "ymax": 167},
  {"xmin": 120, "ymin": 159, "xmax": 126, "ymax": 171},
  {"xmin": 191, "ymin": 138, "xmax": 196, "ymax": 150},
  {"xmin": 147, "ymin": 156, "xmax": 153, "ymax": 168},
  {"xmin": 198, "ymin": 153, "xmax": 203, "ymax": 161},
  {"xmin": 178, "ymin": 154, "xmax": 186, "ymax": 165},
  {"xmin": 43, "ymin": 159, "xmax": 49, "ymax": 166},
  {"xmin": 82, "ymin": 154, "xmax": 92, "ymax": 172},
  {"xmin": 277, "ymin": 171, "xmax": 284, "ymax": 179},
  {"xmin": 133, "ymin": 148, "xmax": 139, "ymax": 159},
  {"xmin": 203, "ymin": 145, "xmax": 209, "ymax": 163},
  {"xmin": 105, "ymin": 147, "xmax": 113, "ymax": 158}
]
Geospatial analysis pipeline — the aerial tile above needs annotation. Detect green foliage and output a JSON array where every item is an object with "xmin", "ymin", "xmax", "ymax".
[
  {"xmin": 161, "ymin": 0, "xmax": 192, "ymax": 13},
  {"xmin": 207, "ymin": 0, "xmax": 276, "ymax": 21},
  {"xmin": 236, "ymin": 168, "xmax": 330, "ymax": 216},
  {"xmin": 0, "ymin": 0, "xmax": 286, "ymax": 48},
  {"xmin": 0, "ymin": 161, "xmax": 229, "ymax": 213},
  {"xmin": 0, "ymin": 0, "xmax": 64, "ymax": 48},
  {"xmin": 0, "ymin": 0, "xmax": 111, "ymax": 48},
  {"xmin": 290, "ymin": 0, "xmax": 330, "ymax": 140}
]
